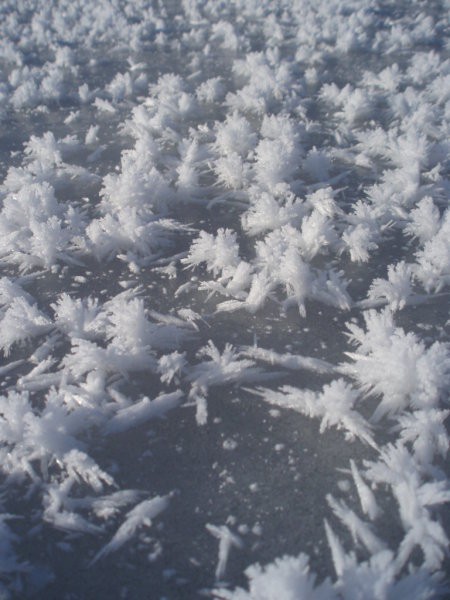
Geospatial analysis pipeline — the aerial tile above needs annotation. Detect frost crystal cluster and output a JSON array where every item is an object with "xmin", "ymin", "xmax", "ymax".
[{"xmin": 0, "ymin": 0, "xmax": 449, "ymax": 597}]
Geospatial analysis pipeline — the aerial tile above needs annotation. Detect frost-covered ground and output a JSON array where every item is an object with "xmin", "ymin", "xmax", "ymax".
[{"xmin": 0, "ymin": 0, "xmax": 449, "ymax": 598}]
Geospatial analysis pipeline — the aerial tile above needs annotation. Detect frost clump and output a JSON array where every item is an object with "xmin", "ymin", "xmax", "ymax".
[
  {"xmin": 218, "ymin": 553, "xmax": 335, "ymax": 600},
  {"xmin": 183, "ymin": 228, "xmax": 241, "ymax": 280},
  {"xmin": 257, "ymin": 379, "xmax": 374, "ymax": 447},
  {"xmin": 188, "ymin": 341, "xmax": 263, "ymax": 425},
  {"xmin": 343, "ymin": 309, "xmax": 450, "ymax": 421},
  {"xmin": 0, "ymin": 182, "xmax": 84, "ymax": 271},
  {"xmin": 90, "ymin": 495, "xmax": 170, "ymax": 564},
  {"xmin": 254, "ymin": 115, "xmax": 303, "ymax": 191},
  {"xmin": 367, "ymin": 261, "xmax": 414, "ymax": 311},
  {"xmin": 414, "ymin": 208, "xmax": 450, "ymax": 292},
  {"xmin": 0, "ymin": 297, "xmax": 52, "ymax": 356},
  {"xmin": 51, "ymin": 294, "xmax": 102, "ymax": 339}
]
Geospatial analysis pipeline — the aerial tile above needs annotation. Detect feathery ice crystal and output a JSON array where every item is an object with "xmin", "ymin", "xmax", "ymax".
[{"xmin": 0, "ymin": 0, "xmax": 449, "ymax": 597}]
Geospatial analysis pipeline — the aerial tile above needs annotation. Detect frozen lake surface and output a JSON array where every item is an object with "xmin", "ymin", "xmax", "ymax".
[{"xmin": 0, "ymin": 0, "xmax": 449, "ymax": 598}]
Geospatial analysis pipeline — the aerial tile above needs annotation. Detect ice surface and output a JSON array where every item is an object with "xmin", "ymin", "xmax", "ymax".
[{"xmin": 0, "ymin": 0, "xmax": 449, "ymax": 598}]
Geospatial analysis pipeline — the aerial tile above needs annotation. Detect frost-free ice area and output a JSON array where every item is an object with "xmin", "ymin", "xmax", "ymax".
[{"xmin": 0, "ymin": 0, "xmax": 449, "ymax": 598}]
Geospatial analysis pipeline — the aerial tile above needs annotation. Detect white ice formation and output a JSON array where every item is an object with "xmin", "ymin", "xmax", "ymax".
[{"xmin": 0, "ymin": 0, "xmax": 449, "ymax": 597}]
